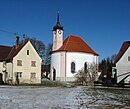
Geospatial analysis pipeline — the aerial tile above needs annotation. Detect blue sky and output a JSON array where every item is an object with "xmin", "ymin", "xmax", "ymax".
[{"xmin": 0, "ymin": 0, "xmax": 130, "ymax": 61}]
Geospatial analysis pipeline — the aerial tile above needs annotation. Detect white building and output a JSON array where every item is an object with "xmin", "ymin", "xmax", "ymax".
[
  {"xmin": 113, "ymin": 41, "xmax": 130, "ymax": 83},
  {"xmin": 0, "ymin": 37, "xmax": 42, "ymax": 84},
  {"xmin": 50, "ymin": 13, "xmax": 99, "ymax": 81}
]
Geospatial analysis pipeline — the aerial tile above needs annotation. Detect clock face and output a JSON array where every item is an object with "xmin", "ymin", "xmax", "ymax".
[{"xmin": 58, "ymin": 30, "xmax": 62, "ymax": 34}]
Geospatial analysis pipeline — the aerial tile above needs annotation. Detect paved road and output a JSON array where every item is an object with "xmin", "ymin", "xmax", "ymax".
[{"xmin": 0, "ymin": 86, "xmax": 129, "ymax": 109}]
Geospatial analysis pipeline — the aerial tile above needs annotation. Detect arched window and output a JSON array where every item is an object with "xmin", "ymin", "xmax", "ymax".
[
  {"xmin": 84, "ymin": 62, "xmax": 87, "ymax": 72},
  {"xmin": 53, "ymin": 68, "xmax": 56, "ymax": 81},
  {"xmin": 71, "ymin": 62, "xmax": 75, "ymax": 73}
]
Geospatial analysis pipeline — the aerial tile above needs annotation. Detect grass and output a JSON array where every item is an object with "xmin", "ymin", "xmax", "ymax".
[
  {"xmin": 41, "ymin": 80, "xmax": 76, "ymax": 87},
  {"xmin": 4, "ymin": 79, "xmax": 75, "ymax": 88},
  {"xmin": 91, "ymin": 87, "xmax": 130, "ymax": 106}
]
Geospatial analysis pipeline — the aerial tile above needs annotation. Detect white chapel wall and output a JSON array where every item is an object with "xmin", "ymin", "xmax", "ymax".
[
  {"xmin": 66, "ymin": 52, "xmax": 97, "ymax": 80},
  {"xmin": 51, "ymin": 52, "xmax": 61, "ymax": 80}
]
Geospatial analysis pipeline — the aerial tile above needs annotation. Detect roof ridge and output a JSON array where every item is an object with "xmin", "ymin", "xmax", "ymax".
[
  {"xmin": 6, "ymin": 47, "xmax": 13, "ymax": 59},
  {"xmin": 0, "ymin": 45, "xmax": 12, "ymax": 47},
  {"xmin": 69, "ymin": 35, "xmax": 81, "ymax": 38}
]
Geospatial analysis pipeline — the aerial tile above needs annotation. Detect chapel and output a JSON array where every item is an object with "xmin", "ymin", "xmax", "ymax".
[{"xmin": 50, "ymin": 13, "xmax": 99, "ymax": 81}]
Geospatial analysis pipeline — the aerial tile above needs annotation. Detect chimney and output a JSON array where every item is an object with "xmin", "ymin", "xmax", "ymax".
[{"xmin": 16, "ymin": 36, "xmax": 19, "ymax": 49}]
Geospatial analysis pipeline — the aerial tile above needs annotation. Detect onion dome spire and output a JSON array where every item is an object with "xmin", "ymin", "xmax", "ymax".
[{"xmin": 53, "ymin": 11, "xmax": 63, "ymax": 31}]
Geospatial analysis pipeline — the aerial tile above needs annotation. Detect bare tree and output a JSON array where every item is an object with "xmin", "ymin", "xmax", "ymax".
[
  {"xmin": 29, "ymin": 38, "xmax": 45, "ymax": 58},
  {"xmin": 75, "ymin": 63, "xmax": 97, "ymax": 86},
  {"xmin": 88, "ymin": 63, "xmax": 97, "ymax": 82},
  {"xmin": 44, "ymin": 43, "xmax": 52, "ymax": 65},
  {"xmin": 99, "ymin": 54, "xmax": 116, "ymax": 82}
]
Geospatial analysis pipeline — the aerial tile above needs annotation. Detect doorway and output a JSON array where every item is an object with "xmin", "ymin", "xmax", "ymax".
[
  {"xmin": 53, "ymin": 68, "xmax": 56, "ymax": 81},
  {"xmin": 0, "ymin": 73, "xmax": 4, "ymax": 85}
]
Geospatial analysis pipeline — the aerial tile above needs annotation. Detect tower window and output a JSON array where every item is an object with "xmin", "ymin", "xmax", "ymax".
[
  {"xmin": 71, "ymin": 62, "xmax": 75, "ymax": 73},
  {"xmin": 27, "ymin": 50, "xmax": 29, "ymax": 55}
]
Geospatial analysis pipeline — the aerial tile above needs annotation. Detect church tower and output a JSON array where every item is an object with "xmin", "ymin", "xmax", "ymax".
[{"xmin": 52, "ymin": 11, "xmax": 63, "ymax": 51}]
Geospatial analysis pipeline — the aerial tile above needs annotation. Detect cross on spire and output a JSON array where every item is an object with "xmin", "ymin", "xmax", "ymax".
[{"xmin": 57, "ymin": 10, "xmax": 60, "ymax": 23}]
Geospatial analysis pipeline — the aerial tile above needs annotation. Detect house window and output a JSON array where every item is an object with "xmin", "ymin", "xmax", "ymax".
[
  {"xmin": 71, "ymin": 62, "xmax": 75, "ymax": 73},
  {"xmin": 27, "ymin": 50, "xmax": 29, "ymax": 55},
  {"xmin": 128, "ymin": 56, "xmax": 130, "ymax": 61},
  {"xmin": 16, "ymin": 72, "xmax": 22, "ymax": 78},
  {"xmin": 17, "ymin": 60, "xmax": 22, "ymax": 66},
  {"xmin": 31, "ymin": 72, "xmax": 36, "ymax": 79},
  {"xmin": 31, "ymin": 61, "xmax": 36, "ymax": 67}
]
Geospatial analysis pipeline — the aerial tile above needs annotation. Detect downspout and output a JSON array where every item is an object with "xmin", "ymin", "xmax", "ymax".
[
  {"xmin": 94, "ymin": 55, "xmax": 98, "ymax": 81},
  {"xmin": 60, "ymin": 52, "xmax": 62, "ymax": 81}
]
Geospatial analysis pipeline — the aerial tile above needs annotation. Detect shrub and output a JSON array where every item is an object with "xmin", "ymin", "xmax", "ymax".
[{"xmin": 75, "ymin": 63, "xmax": 97, "ymax": 86}]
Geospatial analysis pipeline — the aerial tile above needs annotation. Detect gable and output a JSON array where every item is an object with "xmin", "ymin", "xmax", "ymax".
[
  {"xmin": 13, "ymin": 41, "xmax": 42, "ymax": 61},
  {"xmin": 114, "ymin": 41, "xmax": 130, "ymax": 64}
]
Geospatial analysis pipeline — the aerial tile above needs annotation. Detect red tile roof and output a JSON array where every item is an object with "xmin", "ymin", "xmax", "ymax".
[
  {"xmin": 6, "ymin": 40, "xmax": 28, "ymax": 61},
  {"xmin": 0, "ymin": 40, "xmax": 28, "ymax": 62},
  {"xmin": 114, "ymin": 41, "xmax": 130, "ymax": 64},
  {"xmin": 53, "ymin": 35, "xmax": 98, "ymax": 55},
  {"xmin": 0, "ymin": 45, "xmax": 12, "ymax": 61}
]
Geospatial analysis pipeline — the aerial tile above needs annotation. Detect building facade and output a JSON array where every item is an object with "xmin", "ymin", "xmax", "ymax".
[
  {"xmin": 113, "ymin": 41, "xmax": 130, "ymax": 83},
  {"xmin": 0, "ymin": 37, "xmax": 42, "ymax": 84}
]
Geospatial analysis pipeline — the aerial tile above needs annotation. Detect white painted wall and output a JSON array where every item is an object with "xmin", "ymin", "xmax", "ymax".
[{"xmin": 116, "ymin": 47, "xmax": 130, "ymax": 83}]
